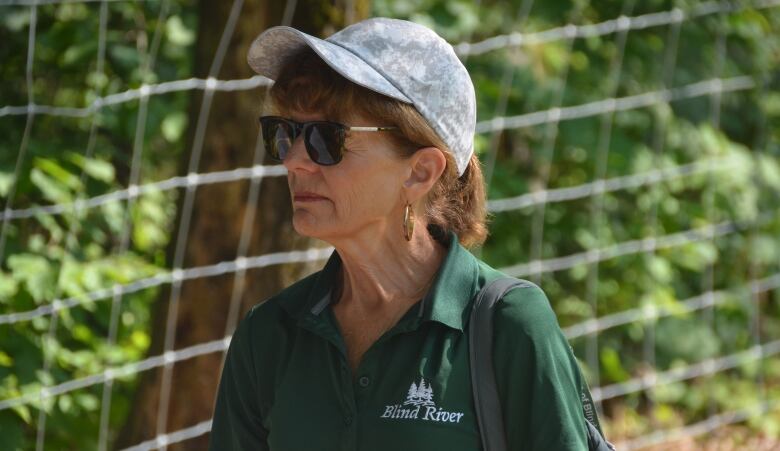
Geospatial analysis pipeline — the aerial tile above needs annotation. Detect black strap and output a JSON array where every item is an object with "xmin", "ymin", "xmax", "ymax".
[
  {"xmin": 468, "ymin": 277, "xmax": 616, "ymax": 451},
  {"xmin": 469, "ymin": 278, "xmax": 532, "ymax": 451}
]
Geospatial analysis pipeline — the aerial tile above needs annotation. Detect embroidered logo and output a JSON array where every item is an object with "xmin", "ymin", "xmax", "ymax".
[{"xmin": 380, "ymin": 377, "xmax": 465, "ymax": 423}]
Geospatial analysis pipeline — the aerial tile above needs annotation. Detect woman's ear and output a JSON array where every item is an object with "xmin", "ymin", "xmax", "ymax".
[{"xmin": 403, "ymin": 147, "xmax": 447, "ymax": 202}]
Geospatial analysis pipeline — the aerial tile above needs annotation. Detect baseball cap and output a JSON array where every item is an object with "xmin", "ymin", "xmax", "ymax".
[{"xmin": 247, "ymin": 17, "xmax": 477, "ymax": 176}]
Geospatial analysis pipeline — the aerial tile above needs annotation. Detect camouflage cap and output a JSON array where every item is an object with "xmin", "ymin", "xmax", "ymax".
[{"xmin": 247, "ymin": 17, "xmax": 477, "ymax": 176}]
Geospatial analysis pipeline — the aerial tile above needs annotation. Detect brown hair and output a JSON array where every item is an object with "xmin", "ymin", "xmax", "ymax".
[{"xmin": 267, "ymin": 48, "xmax": 488, "ymax": 248}]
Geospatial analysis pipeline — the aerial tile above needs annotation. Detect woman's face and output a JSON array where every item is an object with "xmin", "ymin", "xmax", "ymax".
[{"xmin": 282, "ymin": 111, "xmax": 410, "ymax": 243}]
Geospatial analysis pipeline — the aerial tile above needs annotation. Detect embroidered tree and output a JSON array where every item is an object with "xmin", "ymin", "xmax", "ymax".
[
  {"xmin": 418, "ymin": 379, "xmax": 434, "ymax": 405},
  {"xmin": 405, "ymin": 382, "xmax": 419, "ymax": 405}
]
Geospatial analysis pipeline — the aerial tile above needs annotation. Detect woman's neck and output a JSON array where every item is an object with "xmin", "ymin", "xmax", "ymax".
[{"xmin": 330, "ymin": 225, "xmax": 446, "ymax": 312}]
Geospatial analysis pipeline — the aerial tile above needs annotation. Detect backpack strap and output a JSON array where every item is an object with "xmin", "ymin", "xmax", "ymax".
[
  {"xmin": 468, "ymin": 277, "xmax": 616, "ymax": 451},
  {"xmin": 469, "ymin": 278, "xmax": 533, "ymax": 451}
]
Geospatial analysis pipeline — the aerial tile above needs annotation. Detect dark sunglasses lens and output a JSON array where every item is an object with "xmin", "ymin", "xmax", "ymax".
[
  {"xmin": 261, "ymin": 118, "xmax": 293, "ymax": 161},
  {"xmin": 305, "ymin": 123, "xmax": 343, "ymax": 165}
]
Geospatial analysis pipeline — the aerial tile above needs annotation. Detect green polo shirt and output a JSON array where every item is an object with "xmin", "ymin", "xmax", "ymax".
[{"xmin": 210, "ymin": 234, "xmax": 589, "ymax": 450}]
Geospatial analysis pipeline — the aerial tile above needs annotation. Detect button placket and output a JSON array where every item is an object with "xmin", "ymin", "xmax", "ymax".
[
  {"xmin": 332, "ymin": 352, "xmax": 357, "ymax": 440},
  {"xmin": 342, "ymin": 364, "xmax": 357, "ymax": 451}
]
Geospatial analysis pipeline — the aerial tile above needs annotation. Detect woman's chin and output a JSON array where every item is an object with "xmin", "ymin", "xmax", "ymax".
[{"xmin": 292, "ymin": 211, "xmax": 330, "ymax": 239}]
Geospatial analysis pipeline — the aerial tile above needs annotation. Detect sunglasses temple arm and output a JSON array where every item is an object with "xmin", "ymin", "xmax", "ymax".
[{"xmin": 347, "ymin": 126, "xmax": 398, "ymax": 132}]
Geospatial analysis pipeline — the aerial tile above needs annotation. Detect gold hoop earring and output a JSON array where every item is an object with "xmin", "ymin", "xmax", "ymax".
[{"xmin": 403, "ymin": 203, "xmax": 415, "ymax": 241}]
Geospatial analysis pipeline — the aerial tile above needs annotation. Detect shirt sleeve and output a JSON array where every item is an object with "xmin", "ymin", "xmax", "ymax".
[
  {"xmin": 493, "ymin": 284, "xmax": 589, "ymax": 451},
  {"xmin": 209, "ymin": 307, "xmax": 270, "ymax": 451}
]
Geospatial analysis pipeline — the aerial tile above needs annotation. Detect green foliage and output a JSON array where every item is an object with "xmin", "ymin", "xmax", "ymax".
[{"xmin": 1, "ymin": 1, "xmax": 193, "ymax": 449}]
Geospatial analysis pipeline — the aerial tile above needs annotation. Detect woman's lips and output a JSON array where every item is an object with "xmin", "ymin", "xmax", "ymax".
[{"xmin": 293, "ymin": 191, "xmax": 328, "ymax": 202}]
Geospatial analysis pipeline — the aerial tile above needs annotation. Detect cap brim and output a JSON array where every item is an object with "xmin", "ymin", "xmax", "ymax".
[{"xmin": 247, "ymin": 26, "xmax": 411, "ymax": 104}]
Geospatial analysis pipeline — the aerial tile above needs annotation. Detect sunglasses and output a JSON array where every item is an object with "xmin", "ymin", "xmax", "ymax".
[{"xmin": 259, "ymin": 116, "xmax": 398, "ymax": 166}]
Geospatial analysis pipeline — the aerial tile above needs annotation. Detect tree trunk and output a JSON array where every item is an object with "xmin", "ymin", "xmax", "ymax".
[{"xmin": 115, "ymin": 1, "xmax": 368, "ymax": 449}]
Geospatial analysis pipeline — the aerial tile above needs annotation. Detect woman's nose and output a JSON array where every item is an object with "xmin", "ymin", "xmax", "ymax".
[{"xmin": 282, "ymin": 135, "xmax": 318, "ymax": 172}]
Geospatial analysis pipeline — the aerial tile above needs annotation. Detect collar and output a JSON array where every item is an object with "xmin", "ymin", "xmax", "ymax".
[
  {"xmin": 416, "ymin": 232, "xmax": 480, "ymax": 331},
  {"xmin": 281, "ymin": 232, "xmax": 480, "ymax": 332}
]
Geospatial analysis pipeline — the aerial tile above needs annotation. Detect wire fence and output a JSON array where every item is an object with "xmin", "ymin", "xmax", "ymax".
[{"xmin": 1, "ymin": 0, "xmax": 778, "ymax": 449}]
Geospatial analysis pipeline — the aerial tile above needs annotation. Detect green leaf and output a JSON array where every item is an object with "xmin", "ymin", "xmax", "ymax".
[
  {"xmin": 66, "ymin": 153, "xmax": 115, "ymax": 183},
  {"xmin": 72, "ymin": 324, "xmax": 93, "ymax": 344},
  {"xmin": 574, "ymin": 229, "xmax": 598, "ymax": 250},
  {"xmin": 101, "ymin": 200, "xmax": 125, "ymax": 234},
  {"xmin": 0, "ymin": 271, "xmax": 19, "ymax": 302},
  {"xmin": 33, "ymin": 212, "xmax": 65, "ymax": 242},
  {"xmin": 130, "ymin": 330, "xmax": 150, "ymax": 350},
  {"xmin": 134, "ymin": 220, "xmax": 168, "ymax": 252},
  {"xmin": 749, "ymin": 234, "xmax": 780, "ymax": 266},
  {"xmin": 75, "ymin": 393, "xmax": 99, "ymax": 411},
  {"xmin": 12, "ymin": 404, "xmax": 32, "ymax": 424},
  {"xmin": 757, "ymin": 154, "xmax": 780, "ymax": 189},
  {"xmin": 567, "ymin": 262, "xmax": 589, "ymax": 281},
  {"xmin": 58, "ymin": 394, "xmax": 73, "ymax": 414},
  {"xmin": 600, "ymin": 347, "xmax": 630, "ymax": 382},
  {"xmin": 2, "ymin": 9, "xmax": 30, "ymax": 32},
  {"xmin": 645, "ymin": 254, "xmax": 674, "ymax": 284},
  {"xmin": 161, "ymin": 111, "xmax": 188, "ymax": 142},
  {"xmin": 557, "ymin": 295, "xmax": 592, "ymax": 318},
  {"xmin": 34, "ymin": 158, "xmax": 83, "ymax": 191},
  {"xmin": 57, "ymin": 258, "xmax": 83, "ymax": 299},
  {"xmin": 0, "ymin": 171, "xmax": 13, "ymax": 197},
  {"xmin": 166, "ymin": 15, "xmax": 195, "ymax": 46},
  {"xmin": 61, "ymin": 42, "xmax": 98, "ymax": 66},
  {"xmin": 7, "ymin": 254, "xmax": 57, "ymax": 303},
  {"xmin": 30, "ymin": 168, "xmax": 72, "ymax": 204},
  {"xmin": 652, "ymin": 403, "xmax": 679, "ymax": 426},
  {"xmin": 109, "ymin": 45, "xmax": 141, "ymax": 70},
  {"xmin": 671, "ymin": 242, "xmax": 718, "ymax": 271},
  {"xmin": 80, "ymin": 262, "xmax": 104, "ymax": 292},
  {"xmin": 0, "ymin": 351, "xmax": 13, "ymax": 367},
  {"xmin": 652, "ymin": 381, "xmax": 686, "ymax": 404}
]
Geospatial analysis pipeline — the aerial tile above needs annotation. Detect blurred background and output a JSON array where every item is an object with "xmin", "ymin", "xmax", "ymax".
[{"xmin": 1, "ymin": 0, "xmax": 779, "ymax": 449}]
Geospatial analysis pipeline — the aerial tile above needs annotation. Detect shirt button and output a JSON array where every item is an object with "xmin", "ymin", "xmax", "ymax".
[
  {"xmin": 358, "ymin": 376, "xmax": 370, "ymax": 387},
  {"xmin": 345, "ymin": 415, "xmax": 353, "ymax": 425}
]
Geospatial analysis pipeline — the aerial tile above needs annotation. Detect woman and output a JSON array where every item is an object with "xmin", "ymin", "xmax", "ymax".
[{"xmin": 210, "ymin": 17, "xmax": 589, "ymax": 450}]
